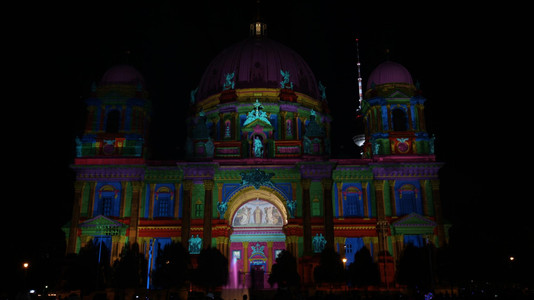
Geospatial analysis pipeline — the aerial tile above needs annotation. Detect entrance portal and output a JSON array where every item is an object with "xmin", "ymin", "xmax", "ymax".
[
  {"xmin": 228, "ymin": 197, "xmax": 287, "ymax": 289},
  {"xmin": 251, "ymin": 264, "xmax": 264, "ymax": 289}
]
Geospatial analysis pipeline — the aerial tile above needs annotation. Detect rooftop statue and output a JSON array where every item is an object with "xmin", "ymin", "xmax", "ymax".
[
  {"xmin": 190, "ymin": 87, "xmax": 198, "ymax": 104},
  {"xmin": 243, "ymin": 99, "xmax": 270, "ymax": 126},
  {"xmin": 318, "ymin": 81, "xmax": 326, "ymax": 101},
  {"xmin": 223, "ymin": 72, "xmax": 235, "ymax": 90},
  {"xmin": 280, "ymin": 69, "xmax": 293, "ymax": 90},
  {"xmin": 304, "ymin": 109, "xmax": 324, "ymax": 138}
]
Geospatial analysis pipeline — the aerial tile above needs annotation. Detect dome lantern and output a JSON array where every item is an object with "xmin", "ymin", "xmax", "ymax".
[{"xmin": 250, "ymin": 21, "xmax": 267, "ymax": 38}]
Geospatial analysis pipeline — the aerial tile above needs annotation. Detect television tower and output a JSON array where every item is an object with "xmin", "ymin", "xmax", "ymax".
[
  {"xmin": 356, "ymin": 38, "xmax": 363, "ymax": 111},
  {"xmin": 353, "ymin": 38, "xmax": 365, "ymax": 149}
]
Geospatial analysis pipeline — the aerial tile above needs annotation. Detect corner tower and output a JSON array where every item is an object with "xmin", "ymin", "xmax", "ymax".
[
  {"xmin": 361, "ymin": 61, "xmax": 433, "ymax": 159},
  {"xmin": 75, "ymin": 64, "xmax": 151, "ymax": 160}
]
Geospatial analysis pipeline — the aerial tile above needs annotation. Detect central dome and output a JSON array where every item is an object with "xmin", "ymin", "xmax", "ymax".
[{"xmin": 196, "ymin": 37, "xmax": 319, "ymax": 101}]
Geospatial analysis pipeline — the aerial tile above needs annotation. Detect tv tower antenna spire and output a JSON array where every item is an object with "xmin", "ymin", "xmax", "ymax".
[{"xmin": 356, "ymin": 38, "xmax": 363, "ymax": 111}]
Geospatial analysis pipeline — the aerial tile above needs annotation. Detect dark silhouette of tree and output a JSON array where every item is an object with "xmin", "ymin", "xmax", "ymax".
[
  {"xmin": 396, "ymin": 244, "xmax": 432, "ymax": 291},
  {"xmin": 62, "ymin": 240, "xmax": 111, "ymax": 295},
  {"xmin": 313, "ymin": 247, "xmax": 345, "ymax": 288},
  {"xmin": 347, "ymin": 246, "xmax": 380, "ymax": 288},
  {"xmin": 111, "ymin": 242, "xmax": 147, "ymax": 289},
  {"xmin": 191, "ymin": 247, "xmax": 228, "ymax": 294},
  {"xmin": 268, "ymin": 250, "xmax": 300, "ymax": 299},
  {"xmin": 151, "ymin": 242, "xmax": 190, "ymax": 289}
]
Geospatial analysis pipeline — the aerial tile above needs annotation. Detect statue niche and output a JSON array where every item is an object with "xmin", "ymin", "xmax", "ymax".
[{"xmin": 241, "ymin": 100, "xmax": 273, "ymax": 158}]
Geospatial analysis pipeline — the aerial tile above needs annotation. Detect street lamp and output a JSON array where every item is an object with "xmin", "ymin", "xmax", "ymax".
[
  {"xmin": 22, "ymin": 262, "xmax": 30, "ymax": 291},
  {"xmin": 342, "ymin": 257, "xmax": 347, "ymax": 269}
]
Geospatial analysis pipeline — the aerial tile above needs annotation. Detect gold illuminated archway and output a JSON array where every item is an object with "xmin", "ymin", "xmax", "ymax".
[{"xmin": 224, "ymin": 186, "xmax": 289, "ymax": 225}]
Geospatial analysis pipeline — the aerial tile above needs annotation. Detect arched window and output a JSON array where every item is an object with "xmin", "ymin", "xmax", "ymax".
[
  {"xmin": 392, "ymin": 108, "xmax": 407, "ymax": 131},
  {"xmin": 95, "ymin": 185, "xmax": 120, "ymax": 217},
  {"xmin": 106, "ymin": 110, "xmax": 121, "ymax": 133},
  {"xmin": 154, "ymin": 187, "xmax": 174, "ymax": 218},
  {"xmin": 343, "ymin": 187, "xmax": 363, "ymax": 217},
  {"xmin": 397, "ymin": 184, "xmax": 421, "ymax": 216}
]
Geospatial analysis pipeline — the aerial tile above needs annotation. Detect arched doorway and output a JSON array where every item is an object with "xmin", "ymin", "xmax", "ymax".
[{"xmin": 225, "ymin": 187, "xmax": 288, "ymax": 289}]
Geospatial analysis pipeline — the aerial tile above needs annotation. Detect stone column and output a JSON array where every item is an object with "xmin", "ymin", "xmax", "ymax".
[
  {"xmin": 420, "ymin": 180, "xmax": 429, "ymax": 216},
  {"xmin": 373, "ymin": 180, "xmax": 388, "ymax": 254},
  {"xmin": 203, "ymin": 180, "xmax": 214, "ymax": 248},
  {"xmin": 148, "ymin": 183, "xmax": 155, "ymax": 219},
  {"xmin": 322, "ymin": 178, "xmax": 334, "ymax": 247},
  {"xmin": 181, "ymin": 180, "xmax": 193, "ymax": 248},
  {"xmin": 362, "ymin": 182, "xmax": 369, "ymax": 218},
  {"xmin": 87, "ymin": 181, "xmax": 96, "ymax": 218},
  {"xmin": 120, "ymin": 182, "xmax": 127, "ymax": 217},
  {"xmin": 280, "ymin": 111, "xmax": 287, "ymax": 140},
  {"xmin": 336, "ymin": 182, "xmax": 343, "ymax": 217},
  {"xmin": 294, "ymin": 112, "xmax": 300, "ymax": 140},
  {"xmin": 174, "ymin": 183, "xmax": 181, "ymax": 218},
  {"xmin": 301, "ymin": 179, "xmax": 312, "ymax": 255},
  {"xmin": 128, "ymin": 181, "xmax": 142, "ymax": 244},
  {"xmin": 267, "ymin": 241, "xmax": 273, "ymax": 272},
  {"xmin": 407, "ymin": 104, "xmax": 413, "ymax": 130},
  {"xmin": 389, "ymin": 180, "xmax": 396, "ymax": 217}
]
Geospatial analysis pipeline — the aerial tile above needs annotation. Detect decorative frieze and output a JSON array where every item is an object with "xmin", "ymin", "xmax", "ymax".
[
  {"xmin": 371, "ymin": 163, "xmax": 443, "ymax": 180},
  {"xmin": 74, "ymin": 166, "xmax": 145, "ymax": 181}
]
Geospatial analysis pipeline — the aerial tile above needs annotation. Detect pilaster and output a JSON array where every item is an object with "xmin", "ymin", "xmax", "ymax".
[
  {"xmin": 128, "ymin": 181, "xmax": 142, "ymax": 244},
  {"xmin": 301, "ymin": 178, "xmax": 311, "ymax": 255},
  {"xmin": 203, "ymin": 180, "xmax": 214, "ymax": 248},
  {"xmin": 181, "ymin": 180, "xmax": 193, "ymax": 248},
  {"xmin": 321, "ymin": 178, "xmax": 334, "ymax": 247}
]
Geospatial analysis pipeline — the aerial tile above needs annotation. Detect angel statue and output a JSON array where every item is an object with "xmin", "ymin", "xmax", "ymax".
[
  {"xmin": 280, "ymin": 69, "xmax": 293, "ymax": 90},
  {"xmin": 223, "ymin": 72, "xmax": 235, "ymax": 90}
]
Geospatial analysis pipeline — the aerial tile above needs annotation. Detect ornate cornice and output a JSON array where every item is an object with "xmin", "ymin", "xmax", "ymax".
[
  {"xmin": 297, "ymin": 162, "xmax": 335, "ymax": 180},
  {"xmin": 177, "ymin": 162, "xmax": 217, "ymax": 181},
  {"xmin": 332, "ymin": 166, "xmax": 373, "ymax": 181},
  {"xmin": 370, "ymin": 162, "xmax": 443, "ymax": 180},
  {"xmin": 73, "ymin": 165, "xmax": 145, "ymax": 181},
  {"xmin": 144, "ymin": 166, "xmax": 182, "ymax": 182}
]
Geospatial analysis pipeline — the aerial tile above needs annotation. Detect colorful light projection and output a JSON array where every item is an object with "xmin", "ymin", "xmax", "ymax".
[{"xmin": 232, "ymin": 199, "xmax": 283, "ymax": 227}]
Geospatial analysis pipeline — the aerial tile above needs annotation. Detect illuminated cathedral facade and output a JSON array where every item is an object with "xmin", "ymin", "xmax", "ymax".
[{"xmin": 65, "ymin": 21, "xmax": 446, "ymax": 288}]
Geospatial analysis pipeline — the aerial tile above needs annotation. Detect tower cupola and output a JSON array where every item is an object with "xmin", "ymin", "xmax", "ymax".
[{"xmin": 361, "ymin": 61, "xmax": 433, "ymax": 159}]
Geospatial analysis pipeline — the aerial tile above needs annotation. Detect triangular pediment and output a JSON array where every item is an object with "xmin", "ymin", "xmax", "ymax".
[
  {"xmin": 79, "ymin": 215, "xmax": 127, "ymax": 236},
  {"xmin": 242, "ymin": 118, "xmax": 273, "ymax": 132},
  {"xmin": 80, "ymin": 215, "xmax": 125, "ymax": 228},
  {"xmin": 392, "ymin": 212, "xmax": 436, "ymax": 228},
  {"xmin": 387, "ymin": 90, "xmax": 410, "ymax": 99}
]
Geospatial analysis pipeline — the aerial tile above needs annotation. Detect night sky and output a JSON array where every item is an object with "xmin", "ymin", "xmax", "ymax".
[{"xmin": 5, "ymin": 0, "xmax": 530, "ymax": 286}]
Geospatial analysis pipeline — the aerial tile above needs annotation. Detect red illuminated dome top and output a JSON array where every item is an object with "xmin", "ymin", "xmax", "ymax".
[
  {"xmin": 195, "ymin": 37, "xmax": 319, "ymax": 102},
  {"xmin": 100, "ymin": 64, "xmax": 145, "ymax": 87},
  {"xmin": 366, "ymin": 60, "xmax": 413, "ymax": 89}
]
